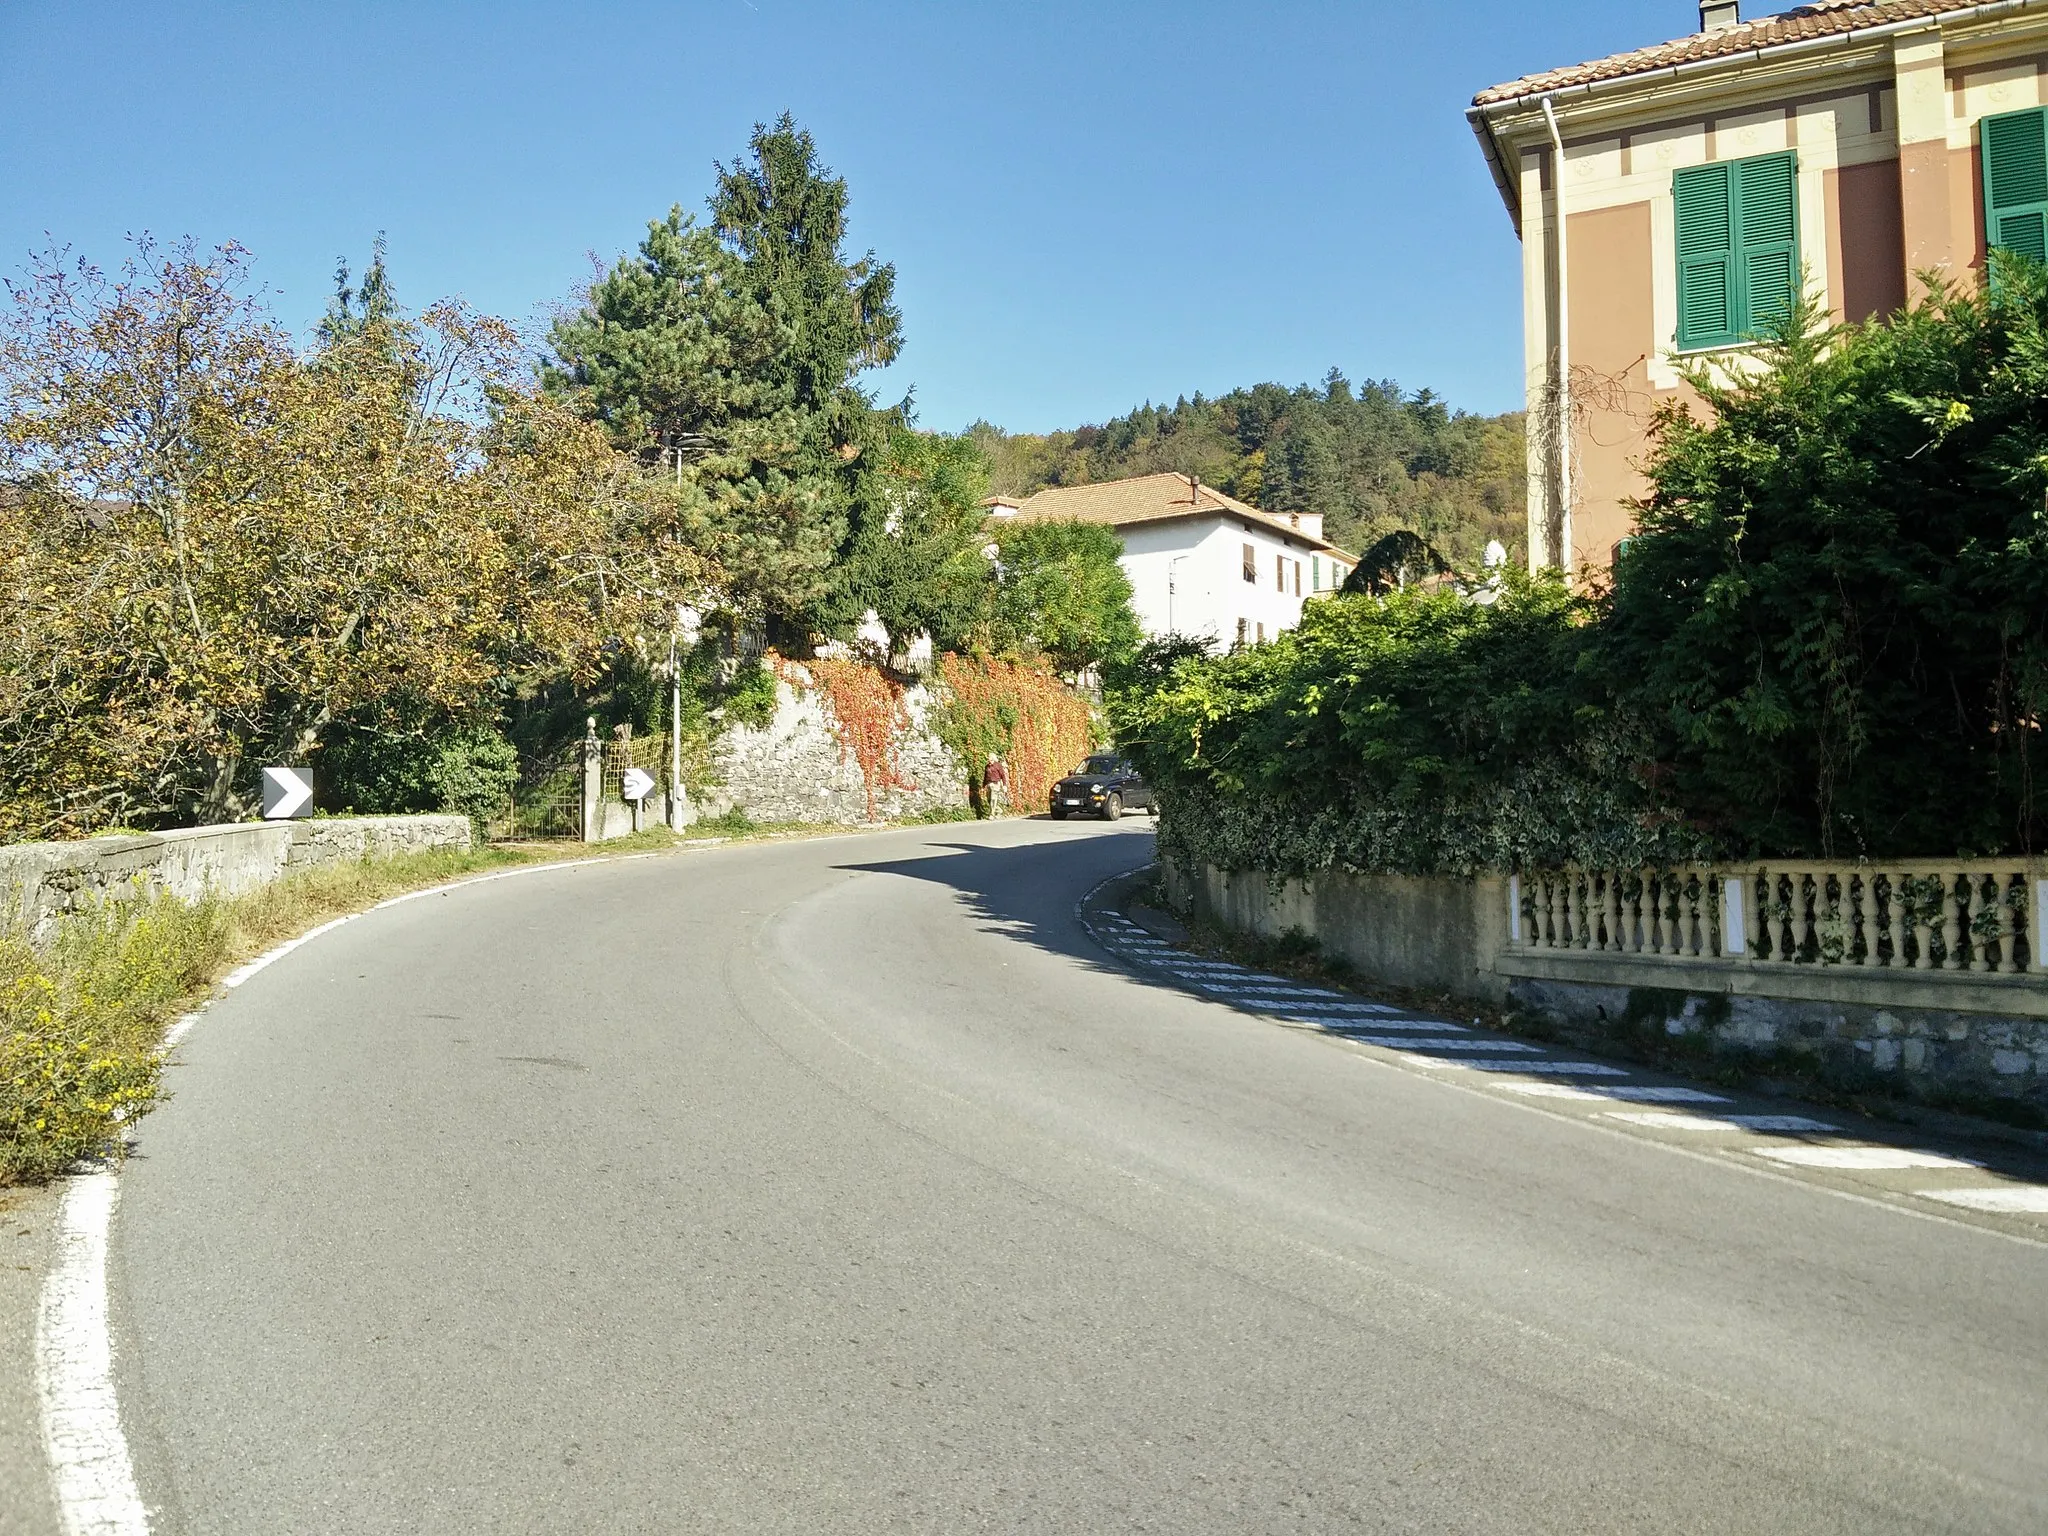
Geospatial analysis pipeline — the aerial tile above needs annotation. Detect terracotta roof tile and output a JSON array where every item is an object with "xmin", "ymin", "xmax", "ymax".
[
  {"xmin": 1472, "ymin": 0, "xmax": 1999, "ymax": 107},
  {"xmin": 998, "ymin": 471, "xmax": 1348, "ymax": 554}
]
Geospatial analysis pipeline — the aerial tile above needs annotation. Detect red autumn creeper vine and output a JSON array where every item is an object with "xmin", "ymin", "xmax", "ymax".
[
  {"xmin": 933, "ymin": 654, "xmax": 1095, "ymax": 814},
  {"xmin": 802, "ymin": 657, "xmax": 915, "ymax": 820}
]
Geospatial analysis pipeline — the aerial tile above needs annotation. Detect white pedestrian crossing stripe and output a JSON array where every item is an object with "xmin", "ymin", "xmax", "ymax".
[
  {"xmin": 1350, "ymin": 1037, "xmax": 1540, "ymax": 1053},
  {"xmin": 1498, "ymin": 1083, "xmax": 1731, "ymax": 1103},
  {"xmin": 1604, "ymin": 1111, "xmax": 1838, "ymax": 1133},
  {"xmin": 1920, "ymin": 1186, "xmax": 2048, "ymax": 1213},
  {"xmin": 1315, "ymin": 1019, "xmax": 1469, "ymax": 1034},
  {"xmin": 1410, "ymin": 1058, "xmax": 1631, "ymax": 1075},
  {"xmin": 1262, "ymin": 1001, "xmax": 1406, "ymax": 1016},
  {"xmin": 1605, "ymin": 1111, "xmax": 1740, "ymax": 1130},
  {"xmin": 1196, "ymin": 984, "xmax": 1347, "ymax": 1000},
  {"xmin": 1754, "ymin": 1145, "xmax": 1985, "ymax": 1171}
]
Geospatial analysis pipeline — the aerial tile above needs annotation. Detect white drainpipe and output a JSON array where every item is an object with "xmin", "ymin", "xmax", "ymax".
[{"xmin": 1541, "ymin": 93, "xmax": 1572, "ymax": 575}]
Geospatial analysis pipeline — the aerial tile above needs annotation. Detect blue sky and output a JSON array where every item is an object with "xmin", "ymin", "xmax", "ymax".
[{"xmin": 1, "ymin": 1, "xmax": 1682, "ymax": 432}]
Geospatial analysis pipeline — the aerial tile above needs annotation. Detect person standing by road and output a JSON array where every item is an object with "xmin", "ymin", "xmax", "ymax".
[{"xmin": 984, "ymin": 753, "xmax": 1008, "ymax": 816}]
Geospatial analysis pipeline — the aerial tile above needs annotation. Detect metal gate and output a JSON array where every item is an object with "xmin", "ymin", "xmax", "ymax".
[{"xmin": 485, "ymin": 744, "xmax": 584, "ymax": 842}]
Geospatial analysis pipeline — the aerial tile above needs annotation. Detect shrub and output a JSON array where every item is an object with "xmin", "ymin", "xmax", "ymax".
[
  {"xmin": 429, "ymin": 726, "xmax": 520, "ymax": 837},
  {"xmin": 0, "ymin": 893, "xmax": 227, "ymax": 1184},
  {"xmin": 697, "ymin": 805, "xmax": 759, "ymax": 835},
  {"xmin": 1109, "ymin": 577, "xmax": 1695, "ymax": 876},
  {"xmin": 1610, "ymin": 271, "xmax": 2048, "ymax": 857},
  {"xmin": 721, "ymin": 659, "xmax": 780, "ymax": 730},
  {"xmin": 0, "ymin": 1022, "xmax": 160, "ymax": 1183},
  {"xmin": 316, "ymin": 717, "xmax": 442, "ymax": 814}
]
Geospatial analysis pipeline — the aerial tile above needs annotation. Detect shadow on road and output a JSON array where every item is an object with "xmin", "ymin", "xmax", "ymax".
[{"xmin": 830, "ymin": 826, "xmax": 1184, "ymax": 992}]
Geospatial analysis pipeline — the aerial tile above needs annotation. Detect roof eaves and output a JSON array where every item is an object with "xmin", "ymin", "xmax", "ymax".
[
  {"xmin": 1465, "ymin": 0, "xmax": 2044, "ymax": 227},
  {"xmin": 1471, "ymin": 0, "xmax": 2034, "ymax": 114}
]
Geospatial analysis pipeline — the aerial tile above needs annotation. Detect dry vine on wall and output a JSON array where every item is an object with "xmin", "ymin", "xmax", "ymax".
[
  {"xmin": 935, "ymin": 655, "xmax": 1095, "ymax": 814},
  {"xmin": 800, "ymin": 658, "xmax": 915, "ymax": 821}
]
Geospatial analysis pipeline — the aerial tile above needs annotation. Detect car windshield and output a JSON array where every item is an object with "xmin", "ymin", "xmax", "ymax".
[{"xmin": 1076, "ymin": 756, "xmax": 1122, "ymax": 775}]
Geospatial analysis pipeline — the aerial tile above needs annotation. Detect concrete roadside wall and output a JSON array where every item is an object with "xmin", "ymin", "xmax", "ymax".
[
  {"xmin": 0, "ymin": 815, "xmax": 471, "ymax": 941},
  {"xmin": 1506, "ymin": 974, "xmax": 2048, "ymax": 1109},
  {"xmin": 1160, "ymin": 858, "xmax": 1510, "ymax": 1004}
]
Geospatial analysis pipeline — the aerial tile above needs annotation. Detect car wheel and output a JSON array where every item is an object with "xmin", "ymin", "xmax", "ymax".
[
  {"xmin": 1103, "ymin": 792, "xmax": 1123, "ymax": 821},
  {"xmin": 1049, "ymin": 807, "xmax": 1066, "ymax": 820}
]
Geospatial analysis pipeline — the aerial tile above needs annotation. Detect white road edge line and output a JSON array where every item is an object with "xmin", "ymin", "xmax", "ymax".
[
  {"xmin": 37, "ymin": 1169, "xmax": 148, "ymax": 1536},
  {"xmin": 38, "ymin": 843, "xmax": 671, "ymax": 1536},
  {"xmin": 220, "ymin": 913, "xmax": 357, "ymax": 990}
]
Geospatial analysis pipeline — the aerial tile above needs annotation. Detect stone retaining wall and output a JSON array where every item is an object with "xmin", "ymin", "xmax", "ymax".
[
  {"xmin": 700, "ymin": 671, "xmax": 967, "ymax": 825},
  {"xmin": 0, "ymin": 815, "xmax": 471, "ymax": 941},
  {"xmin": 1507, "ymin": 974, "xmax": 2048, "ymax": 1109}
]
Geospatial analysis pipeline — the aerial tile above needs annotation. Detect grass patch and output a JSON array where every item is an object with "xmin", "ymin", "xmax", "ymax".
[{"xmin": 692, "ymin": 806, "xmax": 762, "ymax": 837}]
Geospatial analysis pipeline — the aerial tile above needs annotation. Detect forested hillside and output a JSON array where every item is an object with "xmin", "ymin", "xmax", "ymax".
[{"xmin": 967, "ymin": 372, "xmax": 1525, "ymax": 566}]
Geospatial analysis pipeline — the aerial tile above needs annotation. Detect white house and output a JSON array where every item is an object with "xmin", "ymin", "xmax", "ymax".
[{"xmin": 986, "ymin": 472, "xmax": 1355, "ymax": 650}]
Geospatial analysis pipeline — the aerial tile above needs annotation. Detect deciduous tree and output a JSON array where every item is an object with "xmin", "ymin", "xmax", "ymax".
[
  {"xmin": 0, "ymin": 240, "xmax": 694, "ymax": 837},
  {"xmin": 831, "ymin": 426, "xmax": 992, "ymax": 662},
  {"xmin": 988, "ymin": 520, "xmax": 1142, "ymax": 678}
]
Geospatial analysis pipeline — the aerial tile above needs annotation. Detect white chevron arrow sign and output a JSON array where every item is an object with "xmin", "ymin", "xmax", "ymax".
[
  {"xmin": 621, "ymin": 766, "xmax": 655, "ymax": 803},
  {"xmin": 262, "ymin": 766, "xmax": 314, "ymax": 819}
]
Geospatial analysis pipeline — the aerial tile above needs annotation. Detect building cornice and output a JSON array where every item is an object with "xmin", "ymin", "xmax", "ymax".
[{"xmin": 1470, "ymin": 0, "xmax": 2048, "ymax": 227}]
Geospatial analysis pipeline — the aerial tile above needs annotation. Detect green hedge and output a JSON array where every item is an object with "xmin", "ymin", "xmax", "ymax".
[
  {"xmin": 1112, "ymin": 579, "xmax": 1702, "ymax": 877},
  {"xmin": 1117, "ymin": 269, "xmax": 2048, "ymax": 874}
]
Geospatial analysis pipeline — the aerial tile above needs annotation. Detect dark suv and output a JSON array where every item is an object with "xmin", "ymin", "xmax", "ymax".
[{"xmin": 1048, "ymin": 755, "xmax": 1152, "ymax": 820}]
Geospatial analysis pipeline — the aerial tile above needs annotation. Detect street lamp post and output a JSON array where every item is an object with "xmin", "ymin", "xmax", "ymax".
[
  {"xmin": 1167, "ymin": 555, "xmax": 1191, "ymax": 635},
  {"xmin": 668, "ymin": 603, "xmax": 689, "ymax": 830}
]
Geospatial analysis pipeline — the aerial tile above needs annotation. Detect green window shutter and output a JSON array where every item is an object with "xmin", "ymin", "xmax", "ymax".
[
  {"xmin": 1983, "ymin": 107, "xmax": 2048, "ymax": 268},
  {"xmin": 1674, "ymin": 151, "xmax": 1800, "ymax": 349},
  {"xmin": 1675, "ymin": 163, "xmax": 1737, "ymax": 349},
  {"xmin": 1735, "ymin": 152, "xmax": 1798, "ymax": 335}
]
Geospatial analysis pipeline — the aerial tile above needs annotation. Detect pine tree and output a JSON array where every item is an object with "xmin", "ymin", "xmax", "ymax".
[
  {"xmin": 710, "ymin": 113, "xmax": 900, "ymax": 431},
  {"xmin": 546, "ymin": 117, "xmax": 914, "ymax": 647},
  {"xmin": 317, "ymin": 232, "xmax": 400, "ymax": 346}
]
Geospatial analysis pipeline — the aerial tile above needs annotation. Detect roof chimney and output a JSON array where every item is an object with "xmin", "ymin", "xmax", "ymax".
[{"xmin": 1699, "ymin": 0, "xmax": 1739, "ymax": 29}]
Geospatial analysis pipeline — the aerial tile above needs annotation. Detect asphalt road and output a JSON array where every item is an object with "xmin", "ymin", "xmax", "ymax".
[{"xmin": 106, "ymin": 817, "xmax": 2048, "ymax": 1533}]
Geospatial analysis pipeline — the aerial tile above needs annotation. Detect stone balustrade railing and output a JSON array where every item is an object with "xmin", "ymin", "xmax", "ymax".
[{"xmin": 1508, "ymin": 860, "xmax": 2047, "ymax": 977}]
